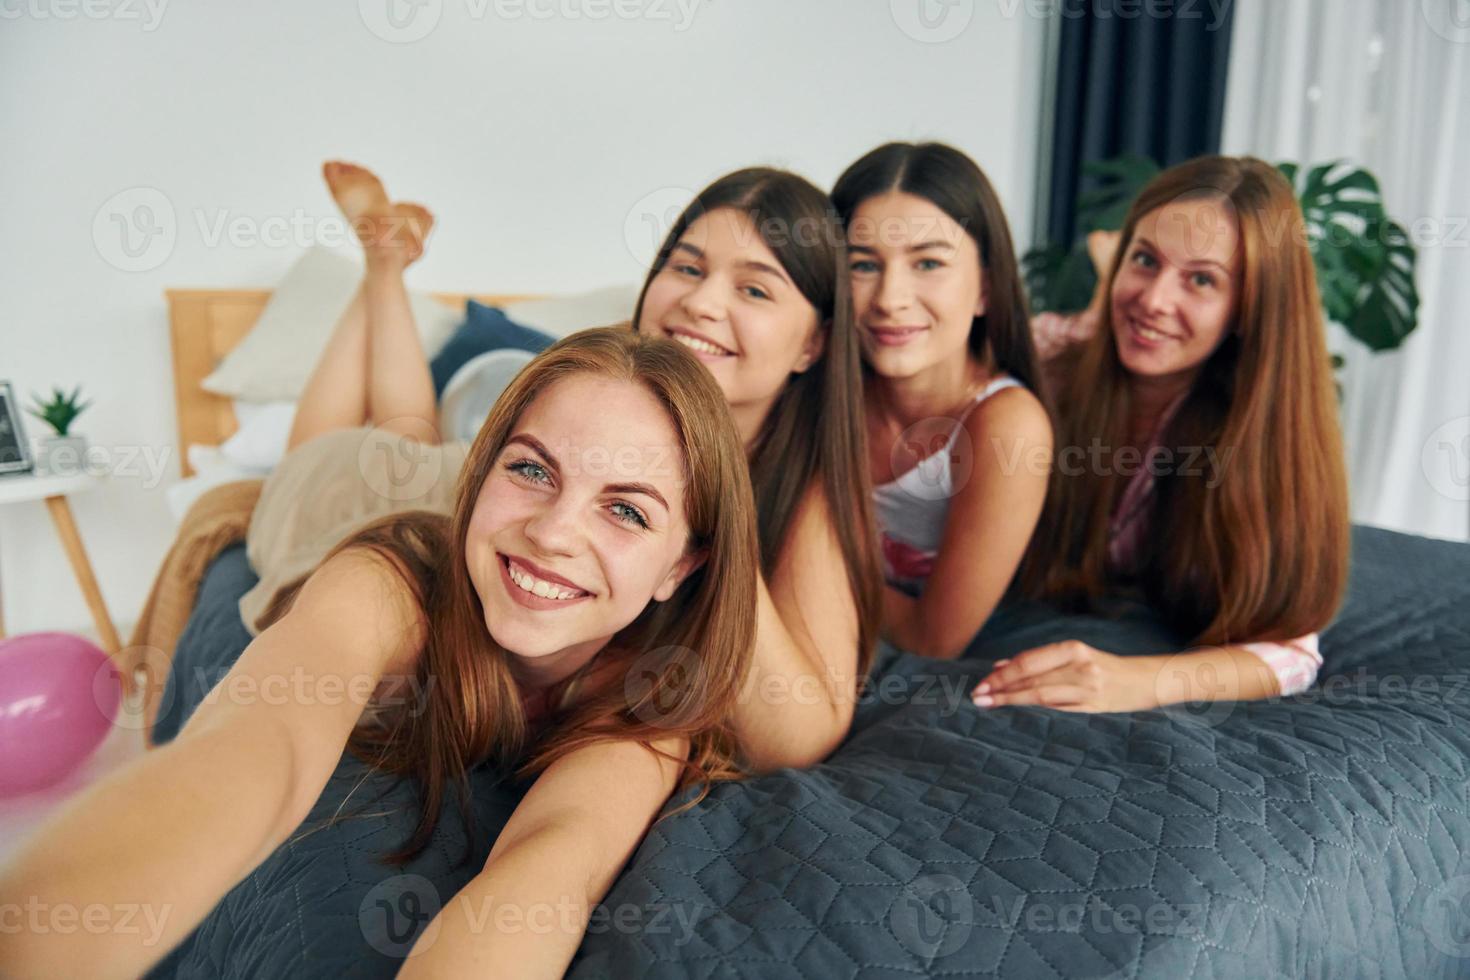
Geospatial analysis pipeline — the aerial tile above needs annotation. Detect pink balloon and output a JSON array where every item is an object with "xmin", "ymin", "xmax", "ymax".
[{"xmin": 0, "ymin": 631, "xmax": 120, "ymax": 796}]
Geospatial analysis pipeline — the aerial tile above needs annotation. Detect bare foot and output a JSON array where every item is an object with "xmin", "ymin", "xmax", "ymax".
[
  {"xmin": 360, "ymin": 202, "xmax": 435, "ymax": 266},
  {"xmin": 323, "ymin": 160, "xmax": 390, "ymax": 226},
  {"xmin": 1086, "ymin": 230, "xmax": 1121, "ymax": 276}
]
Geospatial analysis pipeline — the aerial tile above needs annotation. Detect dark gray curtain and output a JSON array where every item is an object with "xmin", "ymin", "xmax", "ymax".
[{"xmin": 1044, "ymin": 2, "xmax": 1237, "ymax": 246}]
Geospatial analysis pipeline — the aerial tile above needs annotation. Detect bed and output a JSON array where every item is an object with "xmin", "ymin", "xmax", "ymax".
[{"xmin": 147, "ymin": 289, "xmax": 1470, "ymax": 978}]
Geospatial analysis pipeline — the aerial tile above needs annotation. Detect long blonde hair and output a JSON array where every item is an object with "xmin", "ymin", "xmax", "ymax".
[
  {"xmin": 1022, "ymin": 156, "xmax": 1350, "ymax": 645},
  {"xmin": 265, "ymin": 327, "xmax": 759, "ymax": 864}
]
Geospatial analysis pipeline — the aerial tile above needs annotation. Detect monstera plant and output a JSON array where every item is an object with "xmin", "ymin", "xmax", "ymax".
[{"xmin": 1022, "ymin": 154, "xmax": 1420, "ymax": 361}]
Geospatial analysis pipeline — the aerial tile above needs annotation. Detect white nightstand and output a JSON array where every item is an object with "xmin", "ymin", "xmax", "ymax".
[{"xmin": 0, "ymin": 470, "xmax": 123, "ymax": 654}]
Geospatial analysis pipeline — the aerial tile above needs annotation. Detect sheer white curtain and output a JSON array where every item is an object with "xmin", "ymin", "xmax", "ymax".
[{"xmin": 1222, "ymin": 0, "xmax": 1470, "ymax": 542}]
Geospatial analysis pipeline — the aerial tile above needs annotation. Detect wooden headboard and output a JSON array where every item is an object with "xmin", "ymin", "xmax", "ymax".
[{"xmin": 165, "ymin": 289, "xmax": 536, "ymax": 476}]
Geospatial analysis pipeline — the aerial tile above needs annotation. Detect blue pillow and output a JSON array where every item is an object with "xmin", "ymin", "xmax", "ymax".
[{"xmin": 430, "ymin": 301, "xmax": 554, "ymax": 397}]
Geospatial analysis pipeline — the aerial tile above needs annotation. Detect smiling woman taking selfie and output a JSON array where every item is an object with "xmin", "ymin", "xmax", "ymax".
[
  {"xmin": 0, "ymin": 327, "xmax": 760, "ymax": 979},
  {"xmin": 972, "ymin": 155, "xmax": 1350, "ymax": 713}
]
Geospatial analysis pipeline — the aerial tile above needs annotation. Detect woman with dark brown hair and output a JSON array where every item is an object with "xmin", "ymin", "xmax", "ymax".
[
  {"xmin": 972, "ymin": 155, "xmax": 1350, "ymax": 712},
  {"xmin": 635, "ymin": 168, "xmax": 884, "ymax": 767},
  {"xmin": 831, "ymin": 142, "xmax": 1054, "ymax": 660}
]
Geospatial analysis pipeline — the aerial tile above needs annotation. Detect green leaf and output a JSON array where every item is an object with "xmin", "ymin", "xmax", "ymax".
[
  {"xmin": 1280, "ymin": 159, "xmax": 1418, "ymax": 348},
  {"xmin": 1346, "ymin": 217, "xmax": 1420, "ymax": 350}
]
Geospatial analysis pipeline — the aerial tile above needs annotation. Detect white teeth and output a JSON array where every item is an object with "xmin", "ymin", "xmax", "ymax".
[
  {"xmin": 1135, "ymin": 321, "xmax": 1173, "ymax": 341},
  {"xmin": 673, "ymin": 333, "xmax": 730, "ymax": 356},
  {"xmin": 507, "ymin": 561, "xmax": 583, "ymax": 601}
]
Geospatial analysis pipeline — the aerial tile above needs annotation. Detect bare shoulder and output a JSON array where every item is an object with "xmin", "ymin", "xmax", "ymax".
[
  {"xmin": 283, "ymin": 546, "xmax": 429, "ymax": 677},
  {"xmin": 967, "ymin": 383, "xmax": 1053, "ymax": 451}
]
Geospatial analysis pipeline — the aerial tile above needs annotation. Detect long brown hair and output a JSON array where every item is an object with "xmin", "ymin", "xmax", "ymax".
[
  {"xmin": 1021, "ymin": 156, "xmax": 1349, "ymax": 645},
  {"xmin": 830, "ymin": 141, "xmax": 1043, "ymax": 397},
  {"xmin": 264, "ymin": 327, "xmax": 759, "ymax": 864},
  {"xmin": 632, "ymin": 168, "xmax": 883, "ymax": 677}
]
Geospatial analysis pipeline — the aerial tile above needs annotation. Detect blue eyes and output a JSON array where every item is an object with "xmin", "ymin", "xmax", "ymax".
[
  {"xmin": 504, "ymin": 459, "xmax": 650, "ymax": 529},
  {"xmin": 609, "ymin": 502, "xmax": 648, "ymax": 526},
  {"xmin": 1129, "ymin": 251, "xmax": 1216, "ymax": 290},
  {"xmin": 509, "ymin": 459, "xmax": 550, "ymax": 484},
  {"xmin": 849, "ymin": 258, "xmax": 944, "ymax": 273},
  {"xmin": 672, "ymin": 264, "xmax": 771, "ymax": 301}
]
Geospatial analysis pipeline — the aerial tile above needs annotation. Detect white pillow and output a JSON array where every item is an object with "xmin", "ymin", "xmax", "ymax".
[
  {"xmin": 202, "ymin": 247, "xmax": 463, "ymax": 402},
  {"xmin": 166, "ymin": 445, "xmax": 264, "ymax": 525},
  {"xmin": 501, "ymin": 284, "xmax": 639, "ymax": 338},
  {"xmin": 221, "ymin": 400, "xmax": 296, "ymax": 470}
]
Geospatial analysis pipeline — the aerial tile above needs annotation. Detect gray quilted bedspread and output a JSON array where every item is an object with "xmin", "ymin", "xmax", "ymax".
[{"xmin": 148, "ymin": 525, "xmax": 1470, "ymax": 978}]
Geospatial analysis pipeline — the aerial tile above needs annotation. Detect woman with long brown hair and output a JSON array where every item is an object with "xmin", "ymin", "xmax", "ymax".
[
  {"xmin": 971, "ymin": 155, "xmax": 1350, "ymax": 712},
  {"xmin": 830, "ymin": 141, "xmax": 1054, "ymax": 660},
  {"xmin": 635, "ymin": 168, "xmax": 884, "ymax": 767},
  {"xmin": 0, "ymin": 326, "xmax": 761, "ymax": 978}
]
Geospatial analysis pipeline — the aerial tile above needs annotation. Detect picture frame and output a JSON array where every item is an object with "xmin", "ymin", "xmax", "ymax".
[{"xmin": 0, "ymin": 381, "xmax": 36, "ymax": 475}]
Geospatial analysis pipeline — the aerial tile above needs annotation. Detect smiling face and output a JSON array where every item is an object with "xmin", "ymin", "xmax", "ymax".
[
  {"xmin": 638, "ymin": 207, "xmax": 824, "ymax": 439},
  {"xmin": 463, "ymin": 373, "xmax": 701, "ymax": 680},
  {"xmin": 846, "ymin": 191, "xmax": 985, "ymax": 381},
  {"xmin": 1110, "ymin": 196, "xmax": 1241, "ymax": 384}
]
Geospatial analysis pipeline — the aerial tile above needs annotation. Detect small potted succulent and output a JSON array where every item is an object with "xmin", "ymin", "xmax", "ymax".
[{"xmin": 28, "ymin": 386, "xmax": 91, "ymax": 476}]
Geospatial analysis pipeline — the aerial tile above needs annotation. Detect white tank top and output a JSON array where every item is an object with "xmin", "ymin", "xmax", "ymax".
[{"xmin": 871, "ymin": 375, "xmax": 1023, "ymax": 594}]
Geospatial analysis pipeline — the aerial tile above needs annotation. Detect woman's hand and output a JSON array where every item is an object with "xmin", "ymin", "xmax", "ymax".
[{"xmin": 970, "ymin": 641, "xmax": 1162, "ymax": 713}]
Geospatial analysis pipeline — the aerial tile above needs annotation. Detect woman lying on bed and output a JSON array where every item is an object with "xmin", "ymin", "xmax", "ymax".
[
  {"xmin": 294, "ymin": 161, "xmax": 880, "ymax": 770},
  {"xmin": 830, "ymin": 141, "xmax": 1053, "ymax": 660},
  {"xmin": 0, "ymin": 324, "xmax": 759, "ymax": 978},
  {"xmin": 970, "ymin": 156, "xmax": 1351, "ymax": 712}
]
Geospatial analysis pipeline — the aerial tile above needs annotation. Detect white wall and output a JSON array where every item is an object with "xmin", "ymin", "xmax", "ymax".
[{"xmin": 0, "ymin": 0, "xmax": 1048, "ymax": 638}]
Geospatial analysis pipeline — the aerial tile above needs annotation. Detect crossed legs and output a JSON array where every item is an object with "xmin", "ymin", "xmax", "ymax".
[{"xmin": 287, "ymin": 162, "xmax": 441, "ymax": 451}]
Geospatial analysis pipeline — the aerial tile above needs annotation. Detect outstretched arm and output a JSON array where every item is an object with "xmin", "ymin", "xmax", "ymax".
[
  {"xmin": 969, "ymin": 635, "xmax": 1323, "ymax": 712},
  {"xmin": 0, "ymin": 551, "xmax": 424, "ymax": 979},
  {"xmin": 399, "ymin": 737, "xmax": 685, "ymax": 978}
]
